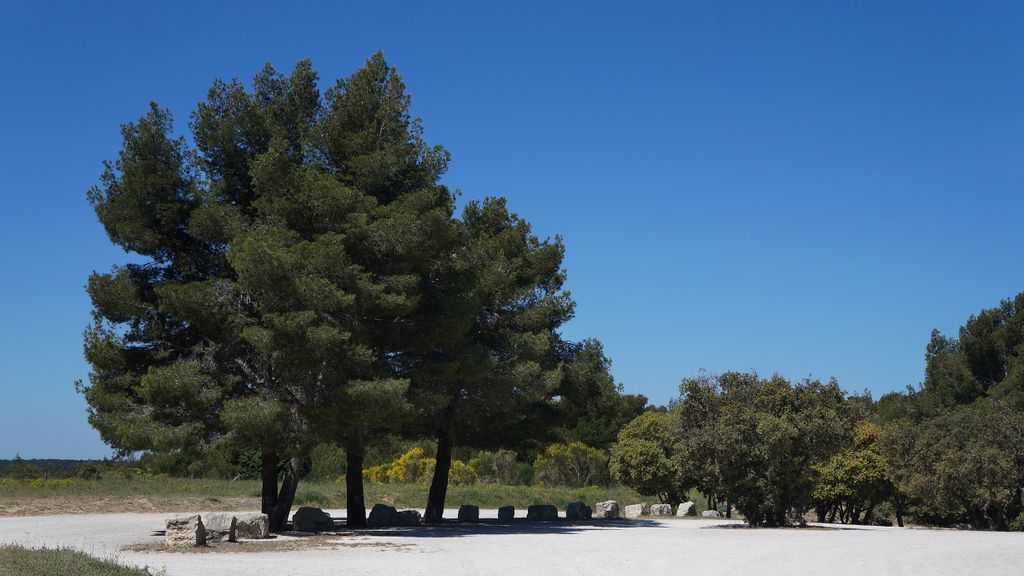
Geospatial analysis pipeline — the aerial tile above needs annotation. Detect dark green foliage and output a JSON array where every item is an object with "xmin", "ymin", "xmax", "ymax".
[
  {"xmin": 234, "ymin": 448, "xmax": 263, "ymax": 481},
  {"xmin": 673, "ymin": 372, "xmax": 851, "ymax": 526},
  {"xmin": 609, "ymin": 410, "xmax": 687, "ymax": 505},
  {"xmin": 2, "ymin": 456, "xmax": 43, "ymax": 479},
  {"xmin": 874, "ymin": 291, "xmax": 1024, "ymax": 530},
  {"xmin": 82, "ymin": 52, "xmax": 455, "ymax": 530},
  {"xmin": 556, "ymin": 339, "xmax": 647, "ymax": 450},
  {"xmin": 308, "ymin": 444, "xmax": 347, "ymax": 481},
  {"xmin": 910, "ymin": 292, "xmax": 1024, "ymax": 414},
  {"xmin": 406, "ymin": 196, "xmax": 575, "ymax": 520},
  {"xmin": 879, "ymin": 400, "xmax": 1024, "ymax": 530}
]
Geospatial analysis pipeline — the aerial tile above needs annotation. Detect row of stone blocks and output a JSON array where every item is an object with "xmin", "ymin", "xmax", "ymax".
[
  {"xmin": 164, "ymin": 512, "xmax": 270, "ymax": 547},
  {"xmin": 167, "ymin": 499, "xmax": 713, "ymax": 545},
  {"xmin": 616, "ymin": 501, "xmax": 705, "ymax": 519}
]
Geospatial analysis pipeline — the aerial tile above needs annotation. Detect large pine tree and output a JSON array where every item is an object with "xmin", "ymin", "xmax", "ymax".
[
  {"xmin": 405, "ymin": 197, "xmax": 575, "ymax": 522},
  {"xmin": 82, "ymin": 53, "xmax": 452, "ymax": 530}
]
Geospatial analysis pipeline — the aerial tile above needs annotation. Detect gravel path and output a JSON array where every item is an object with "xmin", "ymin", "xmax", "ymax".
[{"xmin": 0, "ymin": 509, "xmax": 1020, "ymax": 575}]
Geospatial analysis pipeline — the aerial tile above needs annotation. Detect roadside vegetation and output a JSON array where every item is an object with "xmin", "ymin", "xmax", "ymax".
[
  {"xmin": 67, "ymin": 50, "xmax": 1024, "ymax": 534},
  {"xmin": 0, "ymin": 473, "xmax": 649, "ymax": 517},
  {"xmin": 610, "ymin": 291, "xmax": 1024, "ymax": 530},
  {"xmin": 0, "ymin": 545, "xmax": 160, "ymax": 576}
]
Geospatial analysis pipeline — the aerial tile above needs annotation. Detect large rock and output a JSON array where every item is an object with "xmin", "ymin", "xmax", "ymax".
[
  {"xmin": 202, "ymin": 513, "xmax": 237, "ymax": 542},
  {"xmin": 498, "ymin": 506, "xmax": 515, "ymax": 521},
  {"xmin": 166, "ymin": 515, "xmax": 206, "ymax": 547},
  {"xmin": 649, "ymin": 504, "xmax": 672, "ymax": 516},
  {"xmin": 594, "ymin": 500, "xmax": 619, "ymax": 519},
  {"xmin": 368, "ymin": 504, "xmax": 421, "ymax": 527},
  {"xmin": 367, "ymin": 504, "xmax": 398, "ymax": 527},
  {"xmin": 623, "ymin": 504, "xmax": 647, "ymax": 519},
  {"xmin": 292, "ymin": 507, "xmax": 334, "ymax": 532},
  {"xmin": 458, "ymin": 505, "xmax": 480, "ymax": 522},
  {"xmin": 565, "ymin": 501, "xmax": 592, "ymax": 520},
  {"xmin": 395, "ymin": 510, "xmax": 422, "ymax": 526},
  {"xmin": 676, "ymin": 501, "xmax": 696, "ymax": 517},
  {"xmin": 701, "ymin": 509, "xmax": 720, "ymax": 518},
  {"xmin": 232, "ymin": 512, "xmax": 270, "ymax": 539},
  {"xmin": 526, "ymin": 504, "xmax": 559, "ymax": 521}
]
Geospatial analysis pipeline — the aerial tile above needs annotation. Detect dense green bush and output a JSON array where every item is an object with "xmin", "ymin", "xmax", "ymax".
[
  {"xmin": 533, "ymin": 442, "xmax": 610, "ymax": 487},
  {"xmin": 880, "ymin": 401, "xmax": 1024, "ymax": 530},
  {"xmin": 308, "ymin": 444, "xmax": 347, "ymax": 481},
  {"xmin": 469, "ymin": 450, "xmax": 523, "ymax": 485},
  {"xmin": 674, "ymin": 372, "xmax": 851, "ymax": 526},
  {"xmin": 609, "ymin": 410, "xmax": 688, "ymax": 505},
  {"xmin": 813, "ymin": 422, "xmax": 893, "ymax": 524}
]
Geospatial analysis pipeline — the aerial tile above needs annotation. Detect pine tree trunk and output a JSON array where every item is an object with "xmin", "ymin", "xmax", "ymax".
[
  {"xmin": 424, "ymin": 433, "xmax": 453, "ymax": 524},
  {"xmin": 268, "ymin": 456, "xmax": 302, "ymax": 532},
  {"xmin": 815, "ymin": 503, "xmax": 827, "ymax": 523},
  {"xmin": 261, "ymin": 450, "xmax": 279, "ymax": 517},
  {"xmin": 345, "ymin": 443, "xmax": 366, "ymax": 528}
]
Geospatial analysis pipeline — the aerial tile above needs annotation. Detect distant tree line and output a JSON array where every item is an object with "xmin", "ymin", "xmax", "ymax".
[
  {"xmin": 80, "ymin": 53, "xmax": 645, "ymax": 532},
  {"xmin": 611, "ymin": 291, "xmax": 1024, "ymax": 530},
  {"xmin": 0, "ymin": 456, "xmax": 110, "ymax": 480}
]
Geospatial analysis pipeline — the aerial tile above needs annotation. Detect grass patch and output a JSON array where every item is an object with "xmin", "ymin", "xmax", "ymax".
[
  {"xmin": 0, "ymin": 475, "xmax": 705, "ymax": 516},
  {"xmin": 0, "ymin": 545, "xmax": 161, "ymax": 576}
]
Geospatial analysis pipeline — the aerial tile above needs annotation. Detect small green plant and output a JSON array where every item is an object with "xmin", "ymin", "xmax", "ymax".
[{"xmin": 1010, "ymin": 512, "xmax": 1024, "ymax": 532}]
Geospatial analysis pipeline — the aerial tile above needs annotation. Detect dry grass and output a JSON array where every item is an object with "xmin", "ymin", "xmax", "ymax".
[
  {"xmin": 126, "ymin": 534, "xmax": 416, "ymax": 554},
  {"xmin": 0, "ymin": 545, "xmax": 161, "ymax": 576},
  {"xmin": 0, "ymin": 476, "xmax": 652, "ymax": 517}
]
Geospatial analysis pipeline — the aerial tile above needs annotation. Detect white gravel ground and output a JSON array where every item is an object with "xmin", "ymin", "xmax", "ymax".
[{"xmin": 1, "ymin": 508, "xmax": 1021, "ymax": 575}]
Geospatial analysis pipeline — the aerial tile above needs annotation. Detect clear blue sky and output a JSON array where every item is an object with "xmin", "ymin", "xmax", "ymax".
[{"xmin": 1, "ymin": 1, "xmax": 1022, "ymax": 458}]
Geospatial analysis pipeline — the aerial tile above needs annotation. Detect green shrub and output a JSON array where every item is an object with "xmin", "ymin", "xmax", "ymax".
[
  {"xmin": 470, "ymin": 450, "xmax": 522, "ymax": 484},
  {"xmin": 609, "ymin": 410, "xmax": 687, "ymax": 504},
  {"xmin": 1010, "ymin": 512, "xmax": 1024, "ymax": 532},
  {"xmin": 308, "ymin": 444, "xmax": 347, "ymax": 481},
  {"xmin": 533, "ymin": 442, "xmax": 609, "ymax": 487}
]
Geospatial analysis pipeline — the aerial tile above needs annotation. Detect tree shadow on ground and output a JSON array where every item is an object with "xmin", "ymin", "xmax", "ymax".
[
  {"xmin": 702, "ymin": 522, "xmax": 876, "ymax": 531},
  {"xmin": 287, "ymin": 517, "xmax": 663, "ymax": 538}
]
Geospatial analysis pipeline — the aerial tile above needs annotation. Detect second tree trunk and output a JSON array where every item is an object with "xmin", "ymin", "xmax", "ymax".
[{"xmin": 424, "ymin": 434, "xmax": 453, "ymax": 523}]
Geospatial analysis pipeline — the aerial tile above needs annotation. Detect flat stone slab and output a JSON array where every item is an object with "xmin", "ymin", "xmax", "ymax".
[
  {"xmin": 676, "ymin": 502, "xmax": 696, "ymax": 517},
  {"xmin": 649, "ymin": 504, "xmax": 672, "ymax": 516},
  {"xmin": 624, "ymin": 504, "xmax": 647, "ymax": 519},
  {"xmin": 202, "ymin": 513, "xmax": 236, "ymax": 542},
  {"xmin": 166, "ymin": 514, "xmax": 206, "ymax": 547},
  {"xmin": 232, "ymin": 512, "xmax": 270, "ymax": 539}
]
